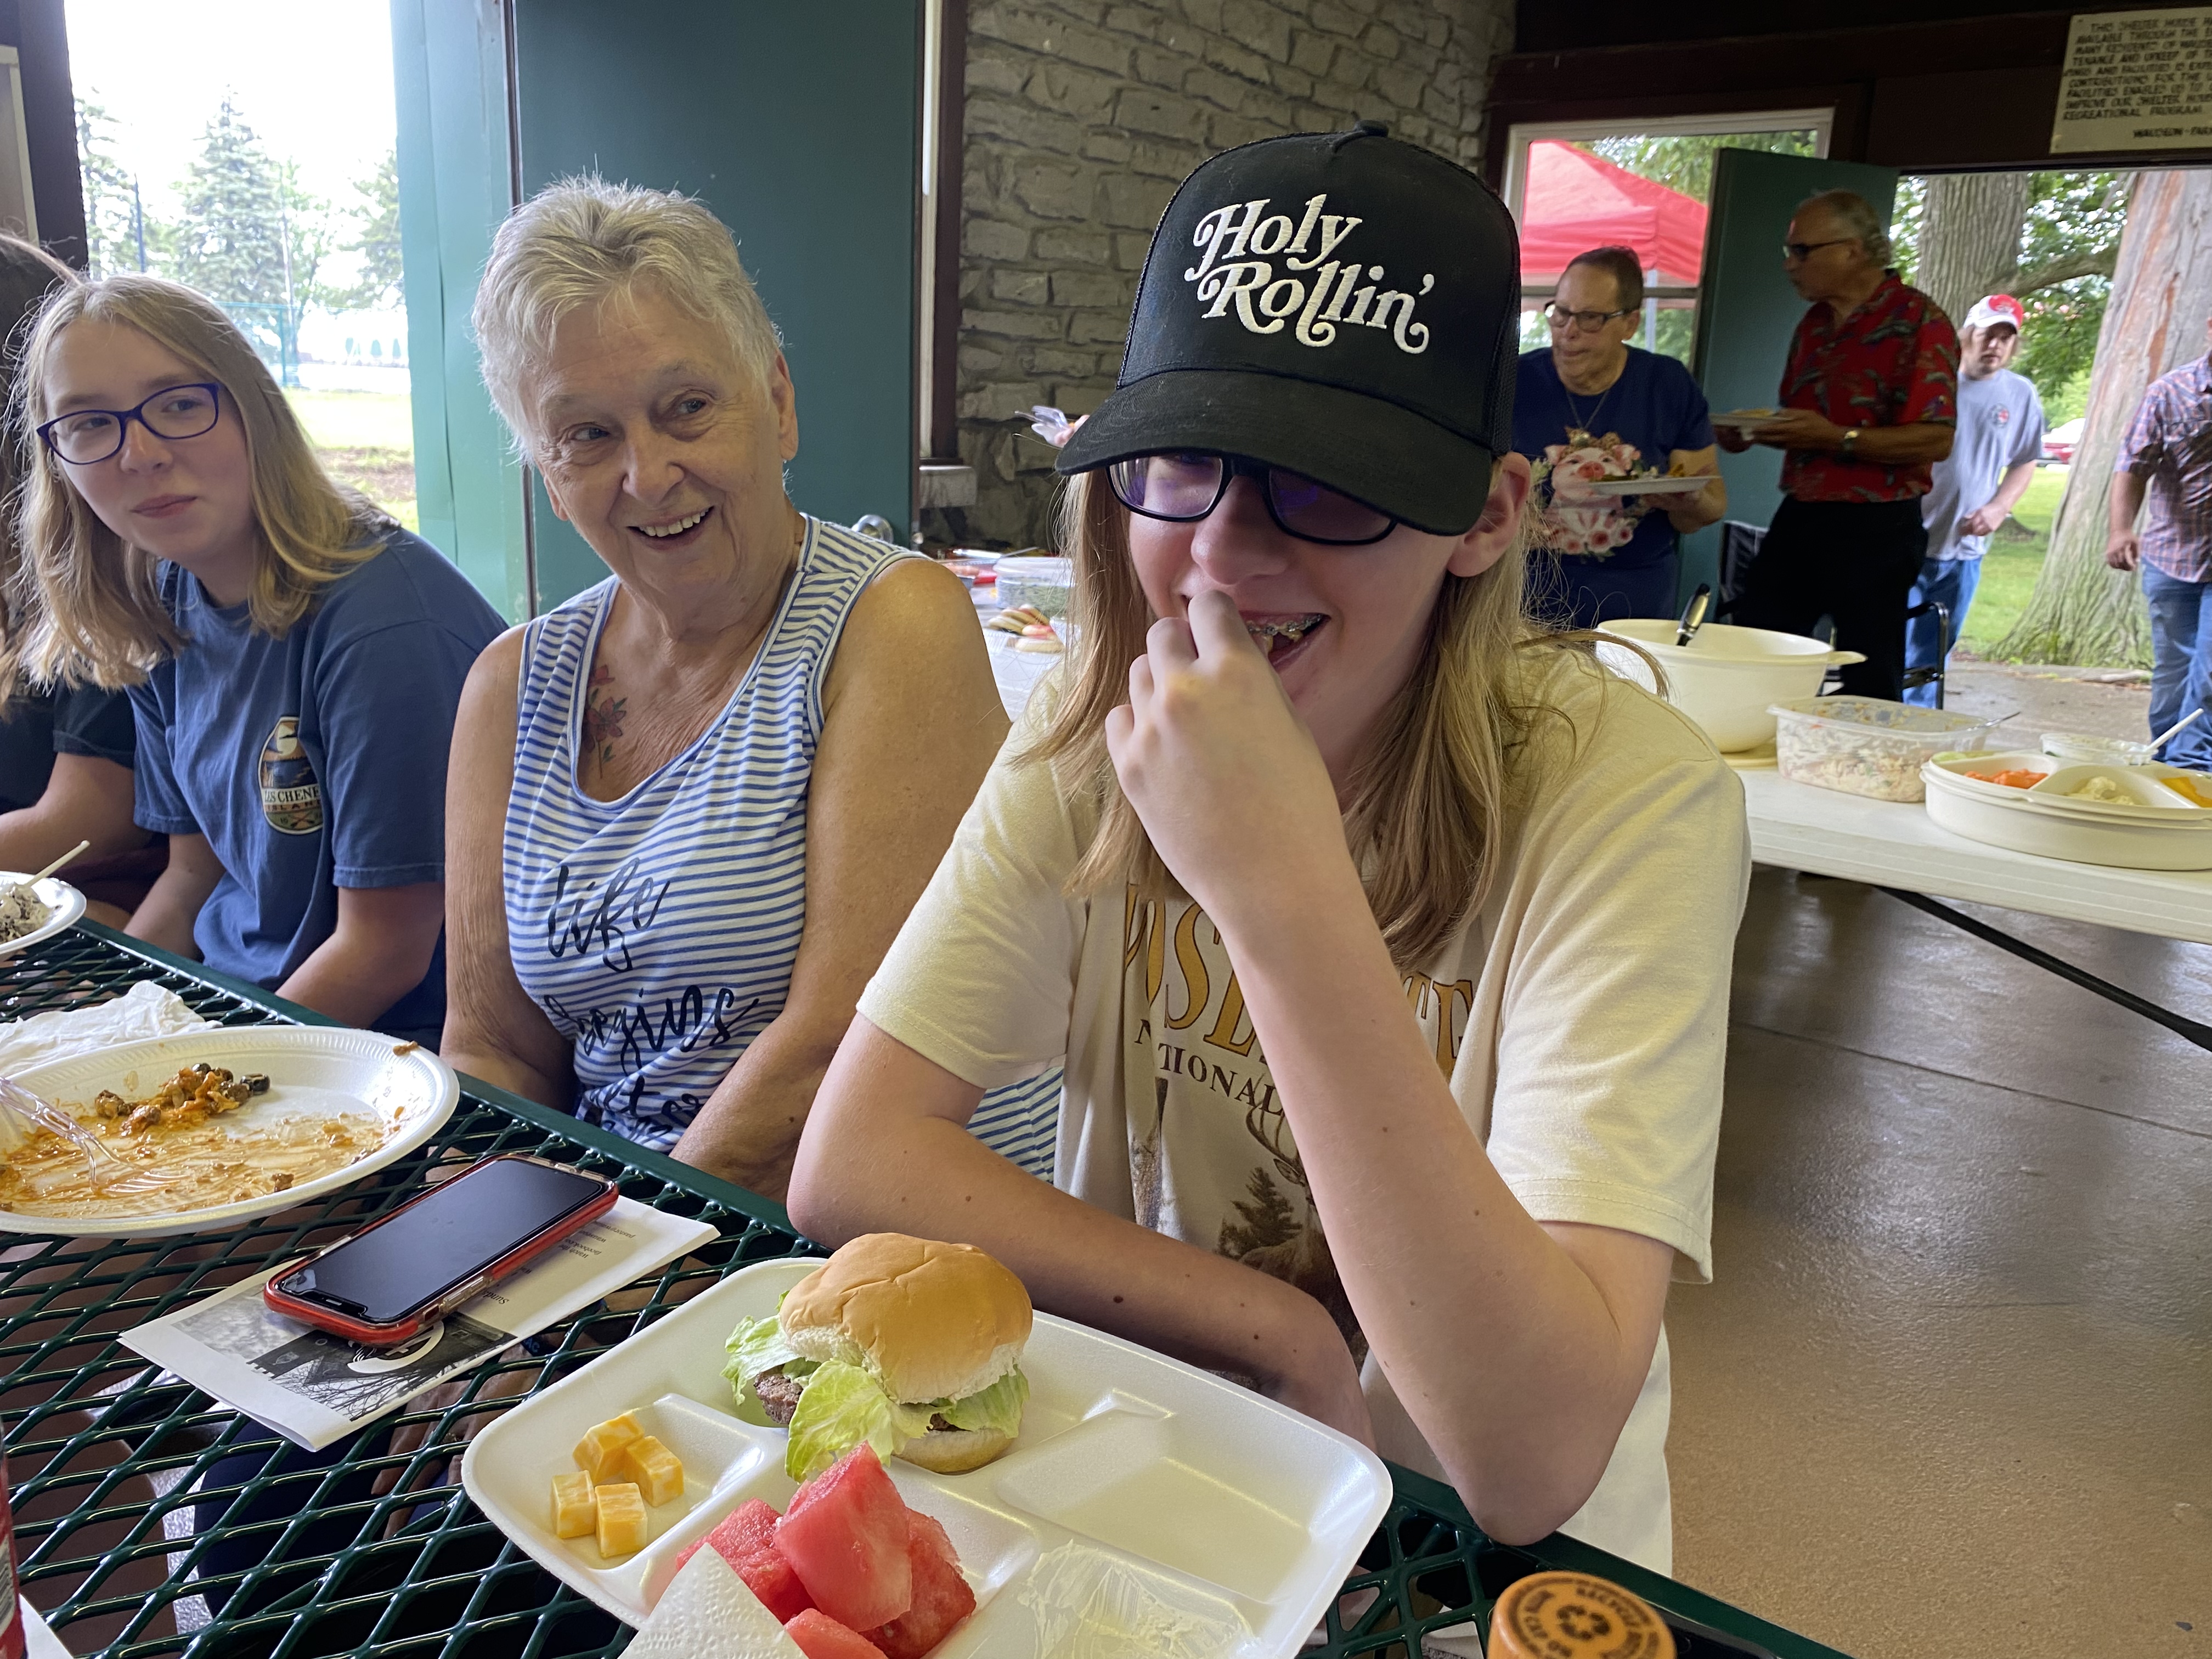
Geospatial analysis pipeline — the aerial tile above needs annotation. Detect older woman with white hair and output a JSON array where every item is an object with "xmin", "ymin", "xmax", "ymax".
[{"xmin": 442, "ymin": 177, "xmax": 1058, "ymax": 1195}]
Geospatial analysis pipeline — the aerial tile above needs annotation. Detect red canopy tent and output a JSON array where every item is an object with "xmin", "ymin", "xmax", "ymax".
[{"xmin": 1518, "ymin": 140, "xmax": 1707, "ymax": 289}]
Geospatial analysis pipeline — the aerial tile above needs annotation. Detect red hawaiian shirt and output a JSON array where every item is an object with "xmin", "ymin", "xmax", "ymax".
[{"xmin": 1778, "ymin": 274, "xmax": 1959, "ymax": 503}]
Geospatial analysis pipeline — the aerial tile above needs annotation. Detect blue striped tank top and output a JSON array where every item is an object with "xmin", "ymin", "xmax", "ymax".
[{"xmin": 504, "ymin": 516, "xmax": 1059, "ymax": 1176}]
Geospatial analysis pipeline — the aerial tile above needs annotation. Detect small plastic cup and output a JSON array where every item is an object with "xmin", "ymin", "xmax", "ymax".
[{"xmin": 2041, "ymin": 731, "xmax": 2155, "ymax": 766}]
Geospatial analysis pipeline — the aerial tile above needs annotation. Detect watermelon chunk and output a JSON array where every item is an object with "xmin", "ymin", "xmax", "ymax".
[
  {"xmin": 676, "ymin": 1498, "xmax": 782, "ymax": 1571},
  {"xmin": 735, "ymin": 1547, "xmax": 816, "ymax": 1624},
  {"xmin": 775, "ymin": 1446, "xmax": 914, "ymax": 1630},
  {"xmin": 864, "ymin": 1511, "xmax": 977, "ymax": 1659},
  {"xmin": 783, "ymin": 1609, "xmax": 888, "ymax": 1659}
]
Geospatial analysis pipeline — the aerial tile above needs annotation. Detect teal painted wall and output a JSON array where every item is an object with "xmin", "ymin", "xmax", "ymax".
[
  {"xmin": 392, "ymin": 0, "xmax": 531, "ymax": 622},
  {"xmin": 1683, "ymin": 149, "xmax": 1900, "ymax": 610},
  {"xmin": 510, "ymin": 0, "xmax": 921, "ymax": 608}
]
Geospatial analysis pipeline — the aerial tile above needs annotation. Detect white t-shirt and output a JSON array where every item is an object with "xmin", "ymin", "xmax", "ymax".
[{"xmin": 856, "ymin": 648, "xmax": 1750, "ymax": 1573}]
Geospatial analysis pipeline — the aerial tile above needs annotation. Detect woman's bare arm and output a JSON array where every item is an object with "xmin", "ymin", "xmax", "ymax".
[
  {"xmin": 439, "ymin": 630, "xmax": 576, "ymax": 1107},
  {"xmin": 669, "ymin": 560, "xmax": 1009, "ymax": 1197},
  {"xmin": 278, "ymin": 881, "xmax": 445, "ymax": 1026},
  {"xmin": 0, "ymin": 753, "xmax": 150, "ymax": 870},
  {"xmin": 127, "ymin": 832, "xmax": 224, "ymax": 958},
  {"xmin": 787, "ymin": 1015, "xmax": 1374, "ymax": 1443}
]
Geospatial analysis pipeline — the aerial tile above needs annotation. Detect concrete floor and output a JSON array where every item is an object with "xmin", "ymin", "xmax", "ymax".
[{"xmin": 1667, "ymin": 868, "xmax": 2211, "ymax": 1659}]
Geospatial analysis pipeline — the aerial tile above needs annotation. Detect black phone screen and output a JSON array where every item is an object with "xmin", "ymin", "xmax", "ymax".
[{"xmin": 276, "ymin": 1158, "xmax": 608, "ymax": 1325}]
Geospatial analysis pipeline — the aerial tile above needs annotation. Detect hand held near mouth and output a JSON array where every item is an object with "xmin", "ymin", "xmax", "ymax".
[{"xmin": 1103, "ymin": 589, "xmax": 1359, "ymax": 942}]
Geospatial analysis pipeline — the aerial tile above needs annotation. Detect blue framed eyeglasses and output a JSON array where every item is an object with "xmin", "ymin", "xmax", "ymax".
[{"xmin": 38, "ymin": 382, "xmax": 224, "ymax": 465}]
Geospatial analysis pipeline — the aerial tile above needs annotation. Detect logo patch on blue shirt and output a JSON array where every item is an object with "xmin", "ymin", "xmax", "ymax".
[{"xmin": 258, "ymin": 716, "xmax": 324, "ymax": 835}]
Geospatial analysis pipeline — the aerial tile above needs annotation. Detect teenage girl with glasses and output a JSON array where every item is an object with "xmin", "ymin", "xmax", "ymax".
[
  {"xmin": 5, "ymin": 275, "xmax": 503, "ymax": 1043},
  {"xmin": 791, "ymin": 127, "xmax": 1748, "ymax": 1578}
]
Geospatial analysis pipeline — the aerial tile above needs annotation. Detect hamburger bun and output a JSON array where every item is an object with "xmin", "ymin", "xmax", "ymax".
[
  {"xmin": 890, "ymin": 1425, "xmax": 1016, "ymax": 1474},
  {"xmin": 780, "ymin": 1233, "xmax": 1032, "ymax": 1406}
]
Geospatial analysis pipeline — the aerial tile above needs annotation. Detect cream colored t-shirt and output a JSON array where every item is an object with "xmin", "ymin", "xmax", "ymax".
[{"xmin": 856, "ymin": 650, "xmax": 1749, "ymax": 1574}]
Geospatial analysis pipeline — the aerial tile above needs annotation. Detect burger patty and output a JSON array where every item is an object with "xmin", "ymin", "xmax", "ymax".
[
  {"xmin": 752, "ymin": 1369, "xmax": 958, "ymax": 1434},
  {"xmin": 754, "ymin": 1369, "xmax": 808, "ymax": 1426}
]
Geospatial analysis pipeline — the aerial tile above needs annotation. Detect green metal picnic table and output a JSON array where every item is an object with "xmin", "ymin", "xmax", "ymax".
[{"xmin": 1, "ymin": 923, "xmax": 1849, "ymax": 1659}]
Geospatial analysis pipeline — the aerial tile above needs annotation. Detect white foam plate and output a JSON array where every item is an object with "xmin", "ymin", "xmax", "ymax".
[
  {"xmin": 0, "ymin": 1026, "xmax": 459, "ymax": 1237},
  {"xmin": 1709, "ymin": 409, "xmax": 1785, "ymax": 430},
  {"xmin": 1579, "ymin": 475, "xmax": 1712, "ymax": 498},
  {"xmin": 463, "ymin": 1257, "xmax": 1392, "ymax": 1657},
  {"xmin": 0, "ymin": 875, "xmax": 86, "ymax": 960}
]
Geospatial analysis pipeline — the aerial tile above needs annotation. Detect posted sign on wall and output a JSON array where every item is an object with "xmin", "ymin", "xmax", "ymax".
[{"xmin": 2051, "ymin": 7, "xmax": 2212, "ymax": 153}]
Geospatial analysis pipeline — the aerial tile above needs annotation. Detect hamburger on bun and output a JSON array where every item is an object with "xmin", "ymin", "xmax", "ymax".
[{"xmin": 724, "ymin": 1233, "xmax": 1032, "ymax": 1480}]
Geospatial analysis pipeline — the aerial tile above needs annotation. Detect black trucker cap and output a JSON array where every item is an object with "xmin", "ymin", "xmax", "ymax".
[{"xmin": 1057, "ymin": 121, "xmax": 1519, "ymax": 535}]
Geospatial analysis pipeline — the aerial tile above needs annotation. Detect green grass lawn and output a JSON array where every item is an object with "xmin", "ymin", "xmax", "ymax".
[
  {"xmin": 284, "ymin": 389, "xmax": 417, "ymax": 533},
  {"xmin": 1957, "ymin": 464, "xmax": 2067, "ymax": 657}
]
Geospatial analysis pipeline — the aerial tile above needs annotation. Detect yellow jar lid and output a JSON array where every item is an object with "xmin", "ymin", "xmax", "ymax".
[{"xmin": 1487, "ymin": 1572, "xmax": 1677, "ymax": 1659}]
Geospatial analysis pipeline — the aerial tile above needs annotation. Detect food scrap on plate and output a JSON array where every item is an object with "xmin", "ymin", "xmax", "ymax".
[{"xmin": 984, "ymin": 605, "xmax": 1061, "ymax": 653}]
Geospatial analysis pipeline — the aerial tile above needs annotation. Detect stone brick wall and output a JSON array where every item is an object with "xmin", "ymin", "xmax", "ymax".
[{"xmin": 948, "ymin": 0, "xmax": 1514, "ymax": 548}]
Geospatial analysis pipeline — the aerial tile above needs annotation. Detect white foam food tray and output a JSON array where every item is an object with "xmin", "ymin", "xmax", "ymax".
[
  {"xmin": 462, "ymin": 1257, "xmax": 1393, "ymax": 1657},
  {"xmin": 1923, "ymin": 752, "xmax": 2212, "ymax": 870},
  {"xmin": 0, "ymin": 874, "xmax": 86, "ymax": 960},
  {"xmin": 0, "ymin": 1026, "xmax": 459, "ymax": 1237}
]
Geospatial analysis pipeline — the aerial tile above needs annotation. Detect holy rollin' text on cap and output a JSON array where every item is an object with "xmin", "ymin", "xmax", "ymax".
[{"xmin": 1183, "ymin": 194, "xmax": 1434, "ymax": 356}]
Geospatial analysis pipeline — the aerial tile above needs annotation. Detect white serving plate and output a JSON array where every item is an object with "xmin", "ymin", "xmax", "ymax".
[
  {"xmin": 0, "ymin": 875, "xmax": 86, "ymax": 960},
  {"xmin": 0, "ymin": 1026, "xmax": 459, "ymax": 1237},
  {"xmin": 1708, "ymin": 409, "xmax": 1785, "ymax": 431},
  {"xmin": 1580, "ymin": 475, "xmax": 1712, "ymax": 498},
  {"xmin": 1923, "ymin": 754, "xmax": 2212, "ymax": 870},
  {"xmin": 462, "ymin": 1257, "xmax": 1392, "ymax": 1657}
]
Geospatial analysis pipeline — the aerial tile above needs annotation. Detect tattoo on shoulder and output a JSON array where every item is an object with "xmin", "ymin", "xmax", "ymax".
[{"xmin": 582, "ymin": 663, "xmax": 628, "ymax": 764}]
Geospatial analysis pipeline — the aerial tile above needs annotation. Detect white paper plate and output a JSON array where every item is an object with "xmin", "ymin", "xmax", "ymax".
[
  {"xmin": 1579, "ymin": 475, "xmax": 1712, "ymax": 498},
  {"xmin": 0, "ymin": 875, "xmax": 87, "ymax": 960},
  {"xmin": 464, "ymin": 1257, "xmax": 1393, "ymax": 1657},
  {"xmin": 1709, "ymin": 409, "xmax": 1784, "ymax": 430},
  {"xmin": 0, "ymin": 1026, "xmax": 459, "ymax": 1237}
]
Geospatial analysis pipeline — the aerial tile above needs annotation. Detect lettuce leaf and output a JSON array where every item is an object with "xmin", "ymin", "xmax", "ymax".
[
  {"xmin": 723, "ymin": 1316, "xmax": 817, "ymax": 1393},
  {"xmin": 782, "ymin": 1360, "xmax": 935, "ymax": 1482},
  {"xmin": 937, "ymin": 1366, "xmax": 1029, "ymax": 1437}
]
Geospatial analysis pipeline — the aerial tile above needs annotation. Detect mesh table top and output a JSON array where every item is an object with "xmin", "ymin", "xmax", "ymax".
[{"xmin": 1, "ymin": 924, "xmax": 1846, "ymax": 1659}]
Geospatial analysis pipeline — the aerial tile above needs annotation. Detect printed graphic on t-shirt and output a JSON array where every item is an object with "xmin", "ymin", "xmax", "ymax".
[
  {"xmin": 1122, "ymin": 889, "xmax": 1476, "ymax": 1366},
  {"xmin": 257, "ymin": 716, "xmax": 324, "ymax": 834}
]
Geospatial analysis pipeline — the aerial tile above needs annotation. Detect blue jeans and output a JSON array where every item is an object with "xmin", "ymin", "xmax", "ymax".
[
  {"xmin": 2143, "ymin": 565, "xmax": 2212, "ymax": 768},
  {"xmin": 1903, "ymin": 555, "xmax": 1982, "ymax": 707}
]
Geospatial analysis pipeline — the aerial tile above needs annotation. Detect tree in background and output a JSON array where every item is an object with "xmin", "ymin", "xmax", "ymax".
[
  {"xmin": 1995, "ymin": 170, "xmax": 2212, "ymax": 667},
  {"xmin": 75, "ymin": 98, "xmax": 155, "ymax": 279},
  {"xmin": 168, "ymin": 94, "xmax": 332, "ymax": 385},
  {"xmin": 331, "ymin": 151, "xmax": 403, "ymax": 312}
]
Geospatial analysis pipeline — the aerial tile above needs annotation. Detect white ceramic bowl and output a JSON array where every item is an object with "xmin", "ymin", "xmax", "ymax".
[{"xmin": 1596, "ymin": 620, "xmax": 1864, "ymax": 753}]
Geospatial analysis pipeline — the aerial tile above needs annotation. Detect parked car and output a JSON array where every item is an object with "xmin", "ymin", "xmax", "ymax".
[{"xmin": 2042, "ymin": 419, "xmax": 2083, "ymax": 465}]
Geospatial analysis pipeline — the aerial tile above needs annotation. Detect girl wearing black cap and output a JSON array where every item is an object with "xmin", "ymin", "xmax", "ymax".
[{"xmin": 790, "ymin": 126, "xmax": 1747, "ymax": 1574}]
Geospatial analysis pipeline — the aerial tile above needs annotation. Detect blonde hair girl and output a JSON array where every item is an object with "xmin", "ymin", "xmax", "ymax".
[
  {"xmin": 791, "ymin": 128, "xmax": 1748, "ymax": 1573},
  {"xmin": 10, "ymin": 272, "xmax": 504, "ymax": 1041}
]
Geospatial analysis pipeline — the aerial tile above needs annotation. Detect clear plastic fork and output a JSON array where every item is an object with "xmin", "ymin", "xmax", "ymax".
[{"xmin": 0, "ymin": 1074, "xmax": 175, "ymax": 1197}]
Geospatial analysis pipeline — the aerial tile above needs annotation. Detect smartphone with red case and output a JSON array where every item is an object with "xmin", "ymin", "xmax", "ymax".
[{"xmin": 263, "ymin": 1154, "xmax": 619, "ymax": 1345}]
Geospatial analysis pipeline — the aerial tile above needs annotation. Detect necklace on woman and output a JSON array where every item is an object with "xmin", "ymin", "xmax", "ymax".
[{"xmin": 1564, "ymin": 382, "xmax": 1613, "ymax": 433}]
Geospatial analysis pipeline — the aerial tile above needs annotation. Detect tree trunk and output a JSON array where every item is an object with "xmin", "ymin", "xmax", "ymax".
[
  {"xmin": 1995, "ymin": 170, "xmax": 2212, "ymax": 667},
  {"xmin": 1915, "ymin": 172, "xmax": 2031, "ymax": 323}
]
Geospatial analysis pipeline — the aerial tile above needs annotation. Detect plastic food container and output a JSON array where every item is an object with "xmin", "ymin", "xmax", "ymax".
[
  {"xmin": 1595, "ymin": 621, "xmax": 1866, "ymax": 752},
  {"xmin": 1770, "ymin": 696, "xmax": 2006, "ymax": 802},
  {"xmin": 464, "ymin": 1256, "xmax": 1391, "ymax": 1654},
  {"xmin": 2041, "ymin": 730, "xmax": 2156, "ymax": 766},
  {"xmin": 1922, "ymin": 751, "xmax": 2212, "ymax": 868},
  {"xmin": 994, "ymin": 555, "xmax": 1073, "ymax": 619}
]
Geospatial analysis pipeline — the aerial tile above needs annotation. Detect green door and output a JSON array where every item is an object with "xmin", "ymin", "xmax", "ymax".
[
  {"xmin": 1683, "ymin": 150, "xmax": 1900, "ymax": 609},
  {"xmin": 510, "ymin": 0, "xmax": 921, "ymax": 608}
]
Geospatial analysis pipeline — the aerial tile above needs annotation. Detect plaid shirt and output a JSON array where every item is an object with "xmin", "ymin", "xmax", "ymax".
[
  {"xmin": 1779, "ymin": 274, "xmax": 1959, "ymax": 504},
  {"xmin": 2115, "ymin": 354, "xmax": 2212, "ymax": 581}
]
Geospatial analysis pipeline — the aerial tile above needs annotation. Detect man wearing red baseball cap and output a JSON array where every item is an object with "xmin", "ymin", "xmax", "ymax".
[{"xmin": 1904, "ymin": 294, "xmax": 2045, "ymax": 704}]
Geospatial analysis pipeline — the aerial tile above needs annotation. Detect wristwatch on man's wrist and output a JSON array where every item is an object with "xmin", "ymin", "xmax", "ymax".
[{"xmin": 1841, "ymin": 427, "xmax": 1861, "ymax": 459}]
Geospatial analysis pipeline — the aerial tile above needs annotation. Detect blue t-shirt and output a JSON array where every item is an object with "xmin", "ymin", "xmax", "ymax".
[
  {"xmin": 1921, "ymin": 366, "xmax": 2045, "ymax": 561},
  {"xmin": 129, "ymin": 528, "xmax": 505, "ymax": 1043},
  {"xmin": 1515, "ymin": 347, "xmax": 1716, "ymax": 569}
]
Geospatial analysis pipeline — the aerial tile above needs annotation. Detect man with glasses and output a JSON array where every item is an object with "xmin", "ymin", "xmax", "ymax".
[
  {"xmin": 1515, "ymin": 246, "xmax": 1725, "ymax": 628},
  {"xmin": 1720, "ymin": 189, "xmax": 1957, "ymax": 699}
]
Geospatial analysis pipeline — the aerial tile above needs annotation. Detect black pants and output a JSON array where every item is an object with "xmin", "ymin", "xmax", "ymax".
[{"xmin": 1732, "ymin": 496, "xmax": 1929, "ymax": 701}]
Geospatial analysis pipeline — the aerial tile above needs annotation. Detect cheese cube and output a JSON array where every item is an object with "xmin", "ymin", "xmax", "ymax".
[
  {"xmin": 573, "ymin": 1411, "xmax": 644, "ymax": 1481},
  {"xmin": 595, "ymin": 1482, "xmax": 647, "ymax": 1558},
  {"xmin": 551, "ymin": 1471, "xmax": 596, "ymax": 1539},
  {"xmin": 619, "ymin": 1433, "xmax": 684, "ymax": 1507}
]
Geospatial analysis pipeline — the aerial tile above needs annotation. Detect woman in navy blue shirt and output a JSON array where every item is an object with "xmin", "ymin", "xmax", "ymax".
[
  {"xmin": 1515, "ymin": 247, "xmax": 1726, "ymax": 628},
  {"xmin": 10, "ymin": 275, "xmax": 501, "ymax": 1043}
]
